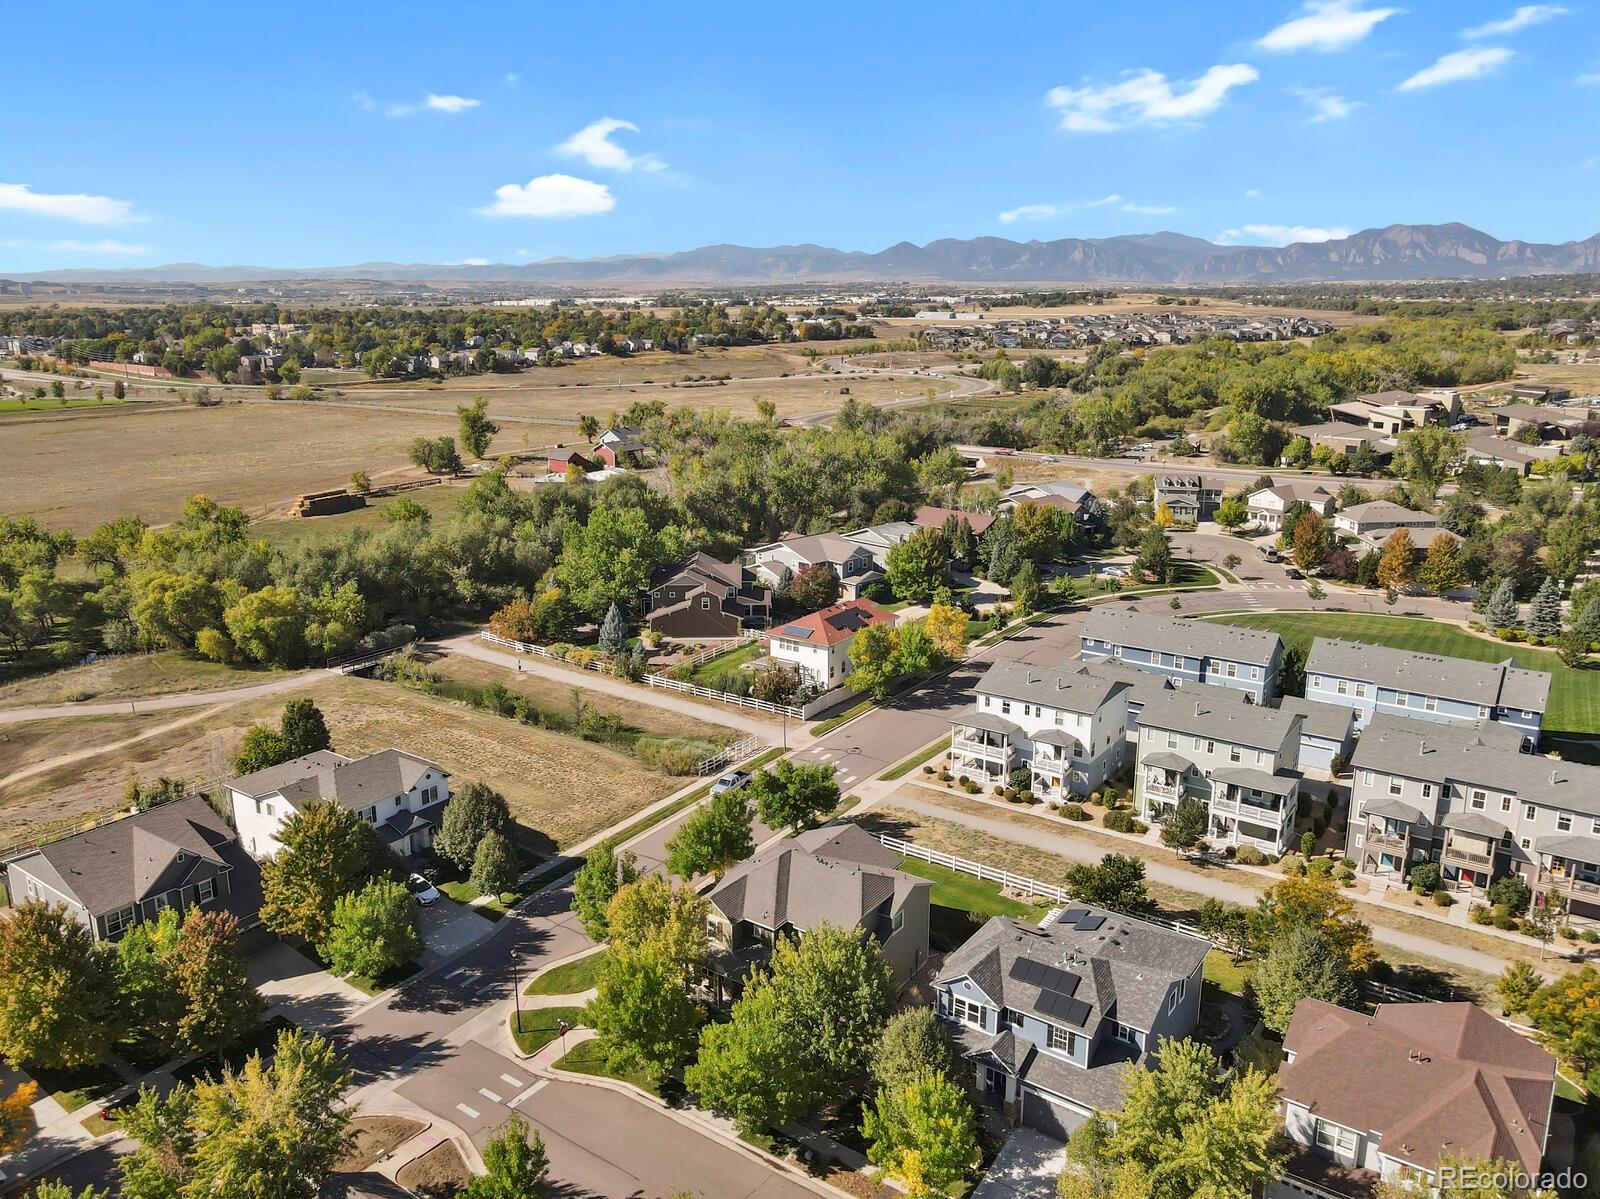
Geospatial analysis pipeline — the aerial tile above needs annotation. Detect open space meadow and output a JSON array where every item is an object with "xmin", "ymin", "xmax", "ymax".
[
  {"xmin": 1206, "ymin": 610, "xmax": 1600, "ymax": 742},
  {"xmin": 0, "ymin": 672, "xmax": 696, "ymax": 852},
  {"xmin": 0, "ymin": 650, "xmax": 289, "ymax": 709}
]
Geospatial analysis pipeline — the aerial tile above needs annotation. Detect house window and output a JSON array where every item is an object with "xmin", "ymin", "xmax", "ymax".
[
  {"xmin": 701, "ymin": 597, "xmax": 711, "ymax": 610},
  {"xmin": 1592, "ymin": 818, "xmax": 1600, "ymax": 836},
  {"xmin": 1048, "ymin": 1025, "xmax": 1078, "ymax": 1054},
  {"xmin": 1502, "ymin": 796, "xmax": 1513, "ymax": 813},
  {"xmin": 892, "ymin": 910, "xmax": 905, "ymax": 932},
  {"xmin": 1251, "ymin": 667, "xmax": 1260, "ymax": 680},
  {"xmin": 104, "ymin": 905, "xmax": 137, "ymax": 936},
  {"xmin": 1166, "ymin": 733, "xmax": 1178, "ymax": 749},
  {"xmin": 950, "ymin": 996, "xmax": 986, "ymax": 1029},
  {"xmin": 1005, "ymin": 1008, "xmax": 1025, "ymax": 1029},
  {"xmin": 1113, "ymin": 1024, "xmax": 1137, "ymax": 1044},
  {"xmin": 1558, "ymin": 813, "xmax": 1573, "ymax": 833},
  {"xmin": 1424, "ymin": 696, "xmax": 1438, "ymax": 712},
  {"xmin": 1226, "ymin": 663, "xmax": 1237, "ymax": 679},
  {"xmin": 1355, "ymin": 683, "xmax": 1367, "ymax": 698},
  {"xmin": 1001, "ymin": 701, "xmax": 1011, "ymax": 715},
  {"xmin": 1313, "ymin": 1119, "xmax": 1358, "ymax": 1156},
  {"xmin": 1470, "ymin": 791, "xmax": 1485, "ymax": 811},
  {"xmin": 197, "ymin": 878, "xmax": 217, "ymax": 903},
  {"xmin": 1336, "ymin": 679, "xmax": 1348, "ymax": 696},
  {"xmin": 1521, "ymin": 837, "xmax": 1532, "ymax": 850},
  {"xmin": 1396, "ymin": 692, "xmax": 1409, "ymax": 706},
  {"xmin": 1526, "ymin": 804, "xmax": 1537, "ymax": 821},
  {"xmin": 1421, "ymin": 784, "xmax": 1433, "ymax": 799},
  {"xmin": 1113, "ymin": 645, "xmax": 1123, "ymax": 658},
  {"xmin": 1205, "ymin": 740, "xmax": 1216, "ymax": 755},
  {"xmin": 1389, "ymin": 779, "xmax": 1403, "ymax": 797},
  {"xmin": 1229, "ymin": 746, "xmax": 1242, "ymax": 763},
  {"xmin": 1362, "ymin": 771, "xmax": 1374, "ymax": 786}
]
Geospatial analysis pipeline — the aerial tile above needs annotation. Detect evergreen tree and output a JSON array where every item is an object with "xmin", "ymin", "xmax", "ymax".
[
  {"xmin": 597, "ymin": 602, "xmax": 629, "ymax": 657},
  {"xmin": 278, "ymin": 699, "xmax": 331, "ymax": 758},
  {"xmin": 1484, "ymin": 577, "xmax": 1520, "ymax": 630},
  {"xmin": 1527, "ymin": 576, "xmax": 1563, "ymax": 640}
]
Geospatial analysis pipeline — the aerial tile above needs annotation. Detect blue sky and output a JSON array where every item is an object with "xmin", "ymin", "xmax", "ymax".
[{"xmin": 2, "ymin": 0, "xmax": 1597, "ymax": 271}]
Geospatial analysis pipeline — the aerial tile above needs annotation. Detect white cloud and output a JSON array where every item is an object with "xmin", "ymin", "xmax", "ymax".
[
  {"xmin": 1047, "ymin": 63, "xmax": 1259, "ymax": 132},
  {"xmin": 1122, "ymin": 202, "xmax": 1178, "ymax": 214},
  {"xmin": 1462, "ymin": 5, "xmax": 1567, "ymax": 37},
  {"xmin": 1257, "ymin": 1, "xmax": 1404, "ymax": 52},
  {"xmin": 1244, "ymin": 187, "xmax": 1264, "ymax": 198},
  {"xmin": 556, "ymin": 118, "xmax": 666, "ymax": 172},
  {"xmin": 1577, "ymin": 73, "xmax": 1600, "ymax": 85},
  {"xmin": 426, "ymin": 93, "xmax": 480, "ymax": 113},
  {"xmin": 353, "ymin": 91, "xmax": 376, "ymax": 111},
  {"xmin": 450, "ymin": 257, "xmax": 491, "ymax": 266},
  {"xmin": 504, "ymin": 72, "xmax": 521, "ymax": 86},
  {"xmin": 998, "ymin": 204, "xmax": 1061, "ymax": 223},
  {"xmin": 1217, "ymin": 223, "xmax": 1353, "ymax": 245},
  {"xmin": 1290, "ymin": 85, "xmax": 1361, "ymax": 121},
  {"xmin": 479, "ymin": 174, "xmax": 615, "ymax": 218},
  {"xmin": 1398, "ymin": 45, "xmax": 1513, "ymax": 90},
  {"xmin": 0, "ymin": 182, "xmax": 143, "ymax": 225},
  {"xmin": 1086, "ymin": 193, "xmax": 1123, "ymax": 206}
]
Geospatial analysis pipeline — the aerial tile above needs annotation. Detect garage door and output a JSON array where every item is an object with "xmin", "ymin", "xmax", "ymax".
[
  {"xmin": 1298, "ymin": 738, "xmax": 1336, "ymax": 773},
  {"xmin": 1021, "ymin": 1088, "xmax": 1083, "ymax": 1141}
]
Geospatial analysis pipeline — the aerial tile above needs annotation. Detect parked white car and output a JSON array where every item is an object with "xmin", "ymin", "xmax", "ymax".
[{"xmin": 406, "ymin": 873, "xmax": 442, "ymax": 906}]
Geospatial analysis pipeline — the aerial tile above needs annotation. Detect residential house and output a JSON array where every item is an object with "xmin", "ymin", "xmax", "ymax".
[
  {"xmin": 1306, "ymin": 637, "xmax": 1551, "ymax": 747},
  {"xmin": 1346, "ymin": 714, "xmax": 1600, "ymax": 910},
  {"xmin": 949, "ymin": 661, "xmax": 1134, "ymax": 798},
  {"xmin": 1331, "ymin": 501, "xmax": 1438, "ymax": 540},
  {"xmin": 913, "ymin": 504, "xmax": 996, "ymax": 538},
  {"xmin": 745, "ymin": 533, "xmax": 883, "ymax": 598},
  {"xmin": 1463, "ymin": 431, "xmax": 1558, "ymax": 477},
  {"xmin": 705, "ymin": 823, "xmax": 930, "ymax": 994},
  {"xmin": 1274, "ymin": 999, "xmax": 1554, "ymax": 1198},
  {"xmin": 1274, "ymin": 695, "xmax": 1356, "ymax": 776},
  {"xmin": 842, "ymin": 520, "xmax": 918, "ymax": 570},
  {"xmin": 766, "ymin": 598, "xmax": 896, "ymax": 689},
  {"xmin": 1246, "ymin": 481, "xmax": 1336, "ymax": 532},
  {"xmin": 1508, "ymin": 383, "xmax": 1571, "ymax": 403},
  {"xmin": 1134, "ymin": 688, "xmax": 1305, "ymax": 854},
  {"xmin": 3, "ymin": 796, "xmax": 262, "ymax": 943},
  {"xmin": 1329, "ymin": 390, "xmax": 1457, "ymax": 436},
  {"xmin": 1003, "ymin": 482, "xmax": 1103, "ymax": 527},
  {"xmin": 935, "ymin": 908, "xmax": 1208, "ymax": 1139},
  {"xmin": 1289, "ymin": 421, "xmax": 1392, "ymax": 462},
  {"xmin": 592, "ymin": 424, "xmax": 649, "ymax": 468},
  {"xmin": 1081, "ymin": 609, "xmax": 1284, "ymax": 702},
  {"xmin": 226, "ymin": 749, "xmax": 451, "ymax": 860},
  {"xmin": 547, "ymin": 448, "xmax": 597, "ymax": 475},
  {"xmin": 1152, "ymin": 473, "xmax": 1225, "ymax": 522},
  {"xmin": 645, "ymin": 553, "xmax": 770, "ymax": 639},
  {"xmin": 1491, "ymin": 403, "xmax": 1590, "ymax": 441}
]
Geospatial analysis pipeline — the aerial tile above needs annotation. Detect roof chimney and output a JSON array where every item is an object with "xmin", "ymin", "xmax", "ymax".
[{"xmin": 1194, "ymin": 700, "xmax": 1203, "ymax": 717}]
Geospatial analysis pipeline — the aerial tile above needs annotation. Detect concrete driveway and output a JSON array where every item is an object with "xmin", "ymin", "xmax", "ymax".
[
  {"xmin": 245, "ymin": 941, "xmax": 366, "ymax": 1033},
  {"xmin": 973, "ymin": 1128, "xmax": 1067, "ymax": 1199},
  {"xmin": 418, "ymin": 898, "xmax": 497, "ymax": 963}
]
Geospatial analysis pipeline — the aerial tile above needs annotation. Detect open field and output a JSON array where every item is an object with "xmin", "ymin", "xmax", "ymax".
[
  {"xmin": 0, "ymin": 651, "xmax": 289, "ymax": 710},
  {"xmin": 251, "ymin": 480, "xmax": 470, "ymax": 546},
  {"xmin": 1205, "ymin": 611, "xmax": 1600, "ymax": 738},
  {"xmin": 0, "ymin": 400, "xmax": 467, "ymax": 531},
  {"xmin": 0, "ymin": 674, "xmax": 696, "ymax": 852},
  {"xmin": 0, "ymin": 397, "xmax": 123, "ymax": 414}
]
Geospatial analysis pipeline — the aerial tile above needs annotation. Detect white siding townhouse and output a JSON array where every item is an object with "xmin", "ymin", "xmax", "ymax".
[
  {"xmin": 226, "ymin": 749, "xmax": 451, "ymax": 860},
  {"xmin": 1306, "ymin": 637, "xmax": 1551, "ymax": 749},
  {"xmin": 935, "ymin": 906, "xmax": 1208, "ymax": 1141},
  {"xmin": 949, "ymin": 660, "xmax": 1134, "ymax": 798},
  {"xmin": 1152, "ymin": 473, "xmax": 1225, "ymax": 522},
  {"xmin": 1345, "ymin": 714, "xmax": 1600, "ymax": 916},
  {"xmin": 1135, "ymin": 688, "xmax": 1306, "ymax": 855},
  {"xmin": 1246, "ymin": 481, "xmax": 1335, "ymax": 532},
  {"xmin": 766, "ymin": 598, "xmax": 896, "ymax": 690},
  {"xmin": 1081, "ymin": 609, "xmax": 1284, "ymax": 703}
]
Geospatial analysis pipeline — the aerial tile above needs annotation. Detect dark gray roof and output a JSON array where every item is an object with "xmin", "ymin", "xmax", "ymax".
[
  {"xmin": 1307, "ymin": 638, "xmax": 1552, "ymax": 714},
  {"xmin": 1031, "ymin": 728, "xmax": 1081, "ymax": 749},
  {"xmin": 1083, "ymin": 609, "xmax": 1283, "ymax": 668},
  {"xmin": 1136, "ymin": 688, "xmax": 1303, "ymax": 751},
  {"xmin": 1336, "ymin": 500, "xmax": 1437, "ymax": 527},
  {"xmin": 1078, "ymin": 658, "xmax": 1247, "ymax": 714},
  {"xmin": 1534, "ymin": 833, "xmax": 1600, "ymax": 861},
  {"xmin": 1352, "ymin": 715, "xmax": 1600, "ymax": 815},
  {"xmin": 1212, "ymin": 766, "xmax": 1300, "ymax": 796},
  {"xmin": 1144, "ymin": 751, "xmax": 1194, "ymax": 772},
  {"xmin": 977, "ymin": 658, "xmax": 1131, "ymax": 714},
  {"xmin": 228, "ymin": 749, "xmax": 447, "ymax": 814},
  {"xmin": 7, "ymin": 796, "xmax": 251, "ymax": 918},
  {"xmin": 1441, "ymin": 810, "xmax": 1509, "ymax": 839},
  {"xmin": 951, "ymin": 1021, "xmax": 1139, "ymax": 1113},
  {"xmin": 1274, "ymin": 696, "xmax": 1356, "ymax": 743},
  {"xmin": 1363, "ymin": 796, "xmax": 1427, "ymax": 822},
  {"xmin": 951, "ymin": 710, "xmax": 1023, "ymax": 737},
  {"xmin": 938, "ymin": 913, "xmax": 1208, "ymax": 1033},
  {"xmin": 708, "ymin": 824, "xmax": 926, "ymax": 933}
]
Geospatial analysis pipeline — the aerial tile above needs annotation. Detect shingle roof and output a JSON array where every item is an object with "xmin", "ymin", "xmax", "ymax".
[
  {"xmin": 938, "ymin": 912, "xmax": 1208, "ymax": 1033},
  {"xmin": 770, "ymin": 598, "xmax": 896, "ymax": 647},
  {"xmin": 915, "ymin": 505, "xmax": 996, "ymax": 536},
  {"xmin": 1281, "ymin": 1000, "xmax": 1554, "ymax": 1176},
  {"xmin": 1307, "ymin": 639, "xmax": 1552, "ymax": 714},
  {"xmin": 227, "ymin": 749, "xmax": 446, "ymax": 814},
  {"xmin": 1083, "ymin": 609, "xmax": 1283, "ymax": 668},
  {"xmin": 1335, "ymin": 500, "xmax": 1437, "ymax": 527},
  {"xmin": 976, "ymin": 659, "xmax": 1131, "ymax": 714},
  {"xmin": 1275, "ymin": 696, "xmax": 1356, "ymax": 743},
  {"xmin": 1351, "ymin": 714, "xmax": 1598, "ymax": 814},
  {"xmin": 1136, "ymin": 688, "xmax": 1303, "ymax": 751}
]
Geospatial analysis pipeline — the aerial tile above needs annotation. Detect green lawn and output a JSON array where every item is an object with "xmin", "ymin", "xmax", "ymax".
[
  {"xmin": 526, "ymin": 951, "xmax": 608, "ymax": 996},
  {"xmin": 0, "ymin": 397, "xmax": 123, "ymax": 414},
  {"xmin": 509, "ymin": 1005, "xmax": 589, "ymax": 1055},
  {"xmin": 880, "ymin": 737, "xmax": 949, "ymax": 782},
  {"xmin": 1084, "ymin": 561, "xmax": 1220, "ymax": 597},
  {"xmin": 1204, "ymin": 949, "xmax": 1252, "ymax": 997},
  {"xmin": 895, "ymin": 858, "xmax": 1035, "ymax": 951},
  {"xmin": 1205, "ymin": 611, "xmax": 1599, "ymax": 737},
  {"xmin": 688, "ymin": 640, "xmax": 766, "ymax": 686},
  {"xmin": 26, "ymin": 1061, "xmax": 124, "ymax": 1114},
  {"xmin": 553, "ymin": 1039, "xmax": 661, "ymax": 1096}
]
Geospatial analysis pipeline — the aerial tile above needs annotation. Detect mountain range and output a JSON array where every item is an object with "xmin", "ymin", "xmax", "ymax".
[{"xmin": 12, "ymin": 223, "xmax": 1600, "ymax": 286}]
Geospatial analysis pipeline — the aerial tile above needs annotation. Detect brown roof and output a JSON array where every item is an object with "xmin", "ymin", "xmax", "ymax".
[
  {"xmin": 914, "ymin": 505, "xmax": 996, "ymax": 536},
  {"xmin": 769, "ymin": 598, "xmax": 895, "ymax": 647},
  {"xmin": 1281, "ymin": 1000, "xmax": 1554, "ymax": 1176}
]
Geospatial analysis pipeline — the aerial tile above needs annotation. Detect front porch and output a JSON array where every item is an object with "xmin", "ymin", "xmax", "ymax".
[
  {"xmin": 1533, "ymin": 835, "xmax": 1600, "ymax": 927},
  {"xmin": 950, "ymin": 711, "xmax": 1020, "ymax": 783},
  {"xmin": 1356, "ymin": 796, "xmax": 1423, "ymax": 880},
  {"xmin": 1138, "ymin": 751, "xmax": 1194, "ymax": 823}
]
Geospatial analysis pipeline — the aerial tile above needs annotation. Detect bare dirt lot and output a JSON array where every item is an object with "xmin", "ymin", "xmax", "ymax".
[
  {"xmin": 0, "ymin": 675, "xmax": 697, "ymax": 851},
  {"xmin": 335, "ymin": 1115, "xmax": 427, "ymax": 1171},
  {"xmin": 395, "ymin": 1140, "xmax": 470, "ymax": 1197}
]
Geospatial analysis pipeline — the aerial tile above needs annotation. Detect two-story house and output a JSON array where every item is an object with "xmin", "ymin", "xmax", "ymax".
[
  {"xmin": 948, "ymin": 660, "xmax": 1134, "ymax": 798},
  {"xmin": 1081, "ymin": 609, "xmax": 1284, "ymax": 703},
  {"xmin": 1329, "ymin": 389, "xmax": 1457, "ymax": 436},
  {"xmin": 3, "ymin": 796, "xmax": 262, "ymax": 943},
  {"xmin": 1135, "ymin": 689, "xmax": 1305, "ymax": 854},
  {"xmin": 765, "ymin": 598, "xmax": 896, "ymax": 690},
  {"xmin": 705, "ymin": 824, "xmax": 930, "ymax": 999},
  {"xmin": 745, "ymin": 533, "xmax": 882, "ymax": 599},
  {"xmin": 645, "ymin": 552, "xmax": 771, "ymax": 640},
  {"xmin": 935, "ymin": 907, "xmax": 1209, "ymax": 1140},
  {"xmin": 226, "ymin": 749, "xmax": 451, "ymax": 860},
  {"xmin": 1274, "ymin": 999, "xmax": 1554, "ymax": 1199},
  {"xmin": 1306, "ymin": 637, "xmax": 1551, "ymax": 748},
  {"xmin": 591, "ymin": 424, "xmax": 648, "ymax": 468},
  {"xmin": 1246, "ymin": 481, "xmax": 1336, "ymax": 532},
  {"xmin": 1152, "ymin": 473, "xmax": 1225, "ymax": 522},
  {"xmin": 1345, "ymin": 714, "xmax": 1600, "ymax": 914},
  {"xmin": 842, "ymin": 520, "xmax": 918, "ymax": 570},
  {"xmin": 1330, "ymin": 501, "xmax": 1438, "ymax": 540}
]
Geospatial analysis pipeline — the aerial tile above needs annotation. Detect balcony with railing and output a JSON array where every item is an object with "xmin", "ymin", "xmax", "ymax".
[
  {"xmin": 1363, "ymin": 822, "xmax": 1409, "ymax": 852},
  {"xmin": 1440, "ymin": 834, "xmax": 1494, "ymax": 870},
  {"xmin": 1536, "ymin": 866, "xmax": 1600, "ymax": 898},
  {"xmin": 952, "ymin": 731, "xmax": 1011, "ymax": 759}
]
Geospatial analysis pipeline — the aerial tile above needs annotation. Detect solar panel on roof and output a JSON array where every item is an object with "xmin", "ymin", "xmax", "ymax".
[
  {"xmin": 1060, "ymin": 907, "xmax": 1088, "ymax": 923},
  {"xmin": 782, "ymin": 625, "xmax": 814, "ymax": 638},
  {"xmin": 1074, "ymin": 913, "xmax": 1106, "ymax": 932},
  {"xmin": 1036, "ymin": 990, "xmax": 1093, "ymax": 1027},
  {"xmin": 1009, "ymin": 958, "xmax": 1081, "ymax": 997}
]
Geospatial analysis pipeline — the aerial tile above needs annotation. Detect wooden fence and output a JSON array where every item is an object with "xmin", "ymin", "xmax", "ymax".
[{"xmin": 697, "ymin": 735, "xmax": 764, "ymax": 776}]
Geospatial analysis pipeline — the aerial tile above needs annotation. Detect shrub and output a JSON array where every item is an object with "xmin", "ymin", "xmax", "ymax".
[
  {"xmin": 937, "ymin": 770, "xmax": 952, "ymax": 782},
  {"xmin": 1584, "ymin": 930, "xmax": 1599, "ymax": 944},
  {"xmin": 994, "ymin": 785, "xmax": 1006, "ymax": 796},
  {"xmin": 922, "ymin": 765, "xmax": 935, "ymax": 775},
  {"xmin": 1300, "ymin": 831, "xmax": 1316, "ymax": 858},
  {"xmin": 1007, "ymin": 792, "xmax": 1025, "ymax": 804},
  {"xmin": 1103, "ymin": 810, "xmax": 1136, "ymax": 834},
  {"xmin": 1307, "ymin": 857, "xmax": 1334, "ymax": 878},
  {"xmin": 1132, "ymin": 819, "xmax": 1149, "ymax": 834},
  {"xmin": 1408, "ymin": 862, "xmax": 1441, "ymax": 895},
  {"xmin": 1060, "ymin": 803, "xmax": 1090, "ymax": 822},
  {"xmin": 1560, "ymin": 925, "xmax": 1579, "ymax": 940},
  {"xmin": 1433, "ymin": 890, "xmax": 1455, "ymax": 907},
  {"xmin": 1470, "ymin": 904, "xmax": 1494, "ymax": 926},
  {"xmin": 1492, "ymin": 911, "xmax": 1519, "ymax": 931},
  {"xmin": 1277, "ymin": 853, "xmax": 1306, "ymax": 876},
  {"xmin": 961, "ymin": 779, "xmax": 980, "ymax": 794},
  {"xmin": 1088, "ymin": 791, "xmax": 1103, "ymax": 806},
  {"xmin": 634, "ymin": 736, "xmax": 723, "ymax": 776},
  {"xmin": 1234, "ymin": 845, "xmax": 1267, "ymax": 866}
]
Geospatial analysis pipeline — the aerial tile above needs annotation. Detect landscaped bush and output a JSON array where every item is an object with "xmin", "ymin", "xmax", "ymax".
[
  {"xmin": 961, "ymin": 779, "xmax": 981, "ymax": 794},
  {"xmin": 994, "ymin": 785, "xmax": 1006, "ymax": 796},
  {"xmin": 1307, "ymin": 857, "xmax": 1334, "ymax": 878},
  {"xmin": 1492, "ymin": 911, "xmax": 1520, "ymax": 931},
  {"xmin": 1278, "ymin": 854, "xmax": 1307, "ymax": 876},
  {"xmin": 1584, "ymin": 930, "xmax": 1599, "ymax": 944},
  {"xmin": 633, "ymin": 736, "xmax": 724, "ymax": 776},
  {"xmin": 1103, "ymin": 810, "xmax": 1136, "ymax": 834},
  {"xmin": 1433, "ymin": 890, "xmax": 1455, "ymax": 907},
  {"xmin": 1234, "ymin": 845, "xmax": 1267, "ymax": 866},
  {"xmin": 1017, "ymin": 789, "xmax": 1034, "ymax": 803},
  {"xmin": 1060, "ymin": 803, "xmax": 1090, "ymax": 822},
  {"xmin": 1408, "ymin": 862, "xmax": 1441, "ymax": 895},
  {"xmin": 1132, "ymin": 819, "xmax": 1149, "ymax": 834},
  {"xmin": 938, "ymin": 770, "xmax": 952, "ymax": 782},
  {"xmin": 1470, "ymin": 904, "xmax": 1493, "ymax": 925}
]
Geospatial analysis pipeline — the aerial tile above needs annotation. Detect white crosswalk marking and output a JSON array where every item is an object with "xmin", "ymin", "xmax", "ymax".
[
  {"xmin": 456, "ymin": 1103, "xmax": 480, "ymax": 1119},
  {"xmin": 509, "ymin": 1079, "xmax": 548, "ymax": 1108},
  {"xmin": 479, "ymin": 1088, "xmax": 503, "ymax": 1103},
  {"xmin": 500, "ymin": 1073, "xmax": 526, "ymax": 1088}
]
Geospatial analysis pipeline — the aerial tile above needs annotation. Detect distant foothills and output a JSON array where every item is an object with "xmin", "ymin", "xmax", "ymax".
[{"xmin": 10, "ymin": 222, "xmax": 1600, "ymax": 287}]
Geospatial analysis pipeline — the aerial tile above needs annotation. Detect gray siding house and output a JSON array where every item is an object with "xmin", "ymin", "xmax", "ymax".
[
  {"xmin": 1081, "ymin": 609, "xmax": 1284, "ymax": 703},
  {"xmin": 705, "ymin": 824, "xmax": 931, "ymax": 995},
  {"xmin": 935, "ymin": 908, "xmax": 1208, "ymax": 1140},
  {"xmin": 3, "ymin": 796, "xmax": 262, "ymax": 943},
  {"xmin": 1305, "ymin": 637, "xmax": 1551, "ymax": 749}
]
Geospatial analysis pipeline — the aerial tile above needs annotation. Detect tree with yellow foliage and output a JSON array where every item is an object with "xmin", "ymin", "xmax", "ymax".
[{"xmin": 1375, "ymin": 528, "xmax": 1416, "ymax": 592}]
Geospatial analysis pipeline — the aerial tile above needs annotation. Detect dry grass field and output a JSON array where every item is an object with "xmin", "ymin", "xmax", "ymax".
[
  {"xmin": 0, "ymin": 652, "xmax": 289, "ymax": 709},
  {"xmin": 0, "ymin": 674, "xmax": 694, "ymax": 851}
]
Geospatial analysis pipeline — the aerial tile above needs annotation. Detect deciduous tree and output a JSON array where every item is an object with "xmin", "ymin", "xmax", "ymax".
[
  {"xmin": 470, "ymin": 829, "xmax": 521, "ymax": 898},
  {"xmin": 584, "ymin": 943, "xmax": 704, "ymax": 1085},
  {"xmin": 1526, "ymin": 966, "xmax": 1600, "ymax": 1071},
  {"xmin": 259, "ymin": 801, "xmax": 387, "ymax": 946},
  {"xmin": 1064, "ymin": 854, "xmax": 1151, "ymax": 914},
  {"xmin": 1375, "ymin": 529, "xmax": 1415, "ymax": 592},
  {"xmin": 464, "ymin": 1116, "xmax": 550, "ymax": 1199},
  {"xmin": 748, "ymin": 761, "xmax": 839, "ymax": 832},
  {"xmin": 0, "ymin": 902, "xmax": 117, "ymax": 1070},
  {"xmin": 321, "ymin": 878, "xmax": 420, "ymax": 981},
  {"xmin": 1290, "ymin": 512, "xmax": 1329, "ymax": 574},
  {"xmin": 871, "ymin": 1008, "xmax": 962, "ymax": 1094},
  {"xmin": 886, "ymin": 529, "xmax": 949, "ymax": 604},
  {"xmin": 572, "ymin": 844, "xmax": 638, "ymax": 941},
  {"xmin": 664, "ymin": 788, "xmax": 753, "ymax": 881},
  {"xmin": 1158, "ymin": 797, "xmax": 1207, "ymax": 856},
  {"xmin": 1392, "ymin": 425, "xmax": 1461, "ymax": 505},
  {"xmin": 1, "ymin": 1079, "xmax": 38, "ymax": 1154},
  {"xmin": 1250, "ymin": 874, "xmax": 1376, "ymax": 975},
  {"xmin": 433, "ymin": 781, "xmax": 511, "ymax": 870},
  {"xmin": 1248, "ymin": 925, "xmax": 1359, "ymax": 1033},
  {"xmin": 457, "ymin": 396, "xmax": 499, "ymax": 459},
  {"xmin": 1417, "ymin": 534, "xmax": 1466, "ymax": 594},
  {"xmin": 864, "ymin": 1071, "xmax": 981, "ymax": 1197}
]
